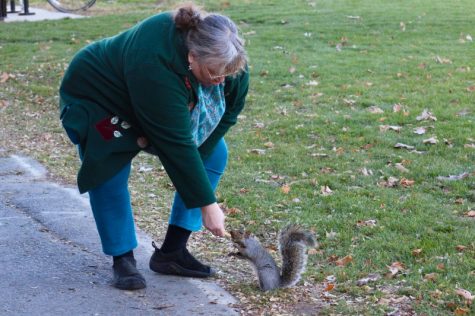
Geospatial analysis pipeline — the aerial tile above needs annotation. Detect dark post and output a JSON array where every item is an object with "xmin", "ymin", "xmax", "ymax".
[
  {"xmin": 7, "ymin": 0, "xmax": 20, "ymax": 13},
  {"xmin": 19, "ymin": 0, "xmax": 35, "ymax": 15},
  {"xmin": 0, "ymin": 0, "xmax": 7, "ymax": 21}
]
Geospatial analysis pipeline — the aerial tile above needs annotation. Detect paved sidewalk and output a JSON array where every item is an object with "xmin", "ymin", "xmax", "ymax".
[
  {"xmin": 0, "ymin": 155, "xmax": 237, "ymax": 315},
  {"xmin": 2, "ymin": 7, "xmax": 85, "ymax": 23}
]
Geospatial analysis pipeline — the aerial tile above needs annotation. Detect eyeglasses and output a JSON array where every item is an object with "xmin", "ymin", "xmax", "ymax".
[{"xmin": 203, "ymin": 65, "xmax": 239, "ymax": 80}]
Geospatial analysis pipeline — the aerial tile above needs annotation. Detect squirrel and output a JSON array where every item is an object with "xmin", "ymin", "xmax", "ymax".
[{"xmin": 230, "ymin": 224, "xmax": 317, "ymax": 291}]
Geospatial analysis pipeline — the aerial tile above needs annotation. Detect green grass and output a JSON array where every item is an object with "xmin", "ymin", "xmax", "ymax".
[{"xmin": 1, "ymin": 0, "xmax": 474, "ymax": 314}]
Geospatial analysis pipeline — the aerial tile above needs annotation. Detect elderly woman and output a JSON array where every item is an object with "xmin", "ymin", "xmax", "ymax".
[{"xmin": 59, "ymin": 3, "xmax": 248, "ymax": 290}]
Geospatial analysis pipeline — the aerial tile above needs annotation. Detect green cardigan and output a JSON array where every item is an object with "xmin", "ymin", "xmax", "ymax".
[{"xmin": 59, "ymin": 12, "xmax": 249, "ymax": 208}]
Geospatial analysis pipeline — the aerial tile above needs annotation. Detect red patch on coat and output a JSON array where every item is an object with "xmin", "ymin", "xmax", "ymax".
[
  {"xmin": 184, "ymin": 76, "xmax": 192, "ymax": 90},
  {"xmin": 95, "ymin": 116, "xmax": 117, "ymax": 140}
]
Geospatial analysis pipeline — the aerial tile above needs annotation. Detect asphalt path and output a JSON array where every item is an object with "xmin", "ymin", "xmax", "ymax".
[{"xmin": 0, "ymin": 155, "xmax": 237, "ymax": 315}]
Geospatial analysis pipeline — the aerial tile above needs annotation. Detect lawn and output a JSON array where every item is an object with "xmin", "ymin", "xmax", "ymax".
[{"xmin": 1, "ymin": 0, "xmax": 474, "ymax": 314}]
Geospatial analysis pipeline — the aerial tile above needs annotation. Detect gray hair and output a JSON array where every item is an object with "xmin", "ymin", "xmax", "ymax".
[{"xmin": 174, "ymin": 4, "xmax": 247, "ymax": 75}]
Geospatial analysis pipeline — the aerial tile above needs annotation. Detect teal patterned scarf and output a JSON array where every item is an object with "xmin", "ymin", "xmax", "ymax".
[{"xmin": 190, "ymin": 83, "xmax": 226, "ymax": 146}]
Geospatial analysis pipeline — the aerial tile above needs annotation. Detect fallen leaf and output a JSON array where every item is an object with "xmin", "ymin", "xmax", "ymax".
[
  {"xmin": 400, "ymin": 178, "xmax": 415, "ymax": 187},
  {"xmin": 379, "ymin": 125, "xmax": 402, "ymax": 132},
  {"xmin": 386, "ymin": 261, "xmax": 405, "ymax": 278},
  {"xmin": 280, "ymin": 184, "xmax": 291, "ymax": 194},
  {"xmin": 454, "ymin": 307, "xmax": 470, "ymax": 315},
  {"xmin": 424, "ymin": 273, "xmax": 438, "ymax": 282},
  {"xmin": 253, "ymin": 122, "xmax": 265, "ymax": 129},
  {"xmin": 455, "ymin": 245, "xmax": 467, "ymax": 252},
  {"xmin": 436, "ymin": 172, "xmax": 469, "ymax": 181},
  {"xmin": 400, "ymin": 21, "xmax": 406, "ymax": 31},
  {"xmin": 435, "ymin": 56, "xmax": 452, "ymax": 64},
  {"xmin": 465, "ymin": 210, "xmax": 475, "ymax": 217},
  {"xmin": 436, "ymin": 263, "xmax": 445, "ymax": 271},
  {"xmin": 249, "ymin": 149, "xmax": 266, "ymax": 155},
  {"xmin": 0, "ymin": 72, "xmax": 10, "ymax": 83},
  {"xmin": 320, "ymin": 185, "xmax": 333, "ymax": 196},
  {"xmin": 335, "ymin": 255, "xmax": 353, "ymax": 266},
  {"xmin": 423, "ymin": 136, "xmax": 438, "ymax": 144},
  {"xmin": 414, "ymin": 127, "xmax": 427, "ymax": 135},
  {"xmin": 395, "ymin": 163, "xmax": 410, "ymax": 173},
  {"xmin": 356, "ymin": 273, "xmax": 381, "ymax": 286},
  {"xmin": 368, "ymin": 106, "xmax": 384, "ymax": 114},
  {"xmin": 356, "ymin": 219, "xmax": 377, "ymax": 227},
  {"xmin": 324, "ymin": 283, "xmax": 335, "ymax": 291},
  {"xmin": 416, "ymin": 109, "xmax": 437, "ymax": 121},
  {"xmin": 464, "ymin": 143, "xmax": 475, "ymax": 148},
  {"xmin": 455, "ymin": 288, "xmax": 474, "ymax": 302},
  {"xmin": 412, "ymin": 248, "xmax": 423, "ymax": 256},
  {"xmin": 467, "ymin": 86, "xmax": 475, "ymax": 92},
  {"xmin": 325, "ymin": 230, "xmax": 338, "ymax": 240},
  {"xmin": 379, "ymin": 176, "xmax": 399, "ymax": 188},
  {"xmin": 307, "ymin": 248, "xmax": 319, "ymax": 255},
  {"xmin": 264, "ymin": 142, "xmax": 274, "ymax": 148},
  {"xmin": 361, "ymin": 167, "xmax": 373, "ymax": 176},
  {"xmin": 306, "ymin": 80, "xmax": 319, "ymax": 86},
  {"xmin": 394, "ymin": 143, "xmax": 415, "ymax": 150},
  {"xmin": 455, "ymin": 198, "xmax": 464, "ymax": 205},
  {"xmin": 393, "ymin": 103, "xmax": 403, "ymax": 112}
]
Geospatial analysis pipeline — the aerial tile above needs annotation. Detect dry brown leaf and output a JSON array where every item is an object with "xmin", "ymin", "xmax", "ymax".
[
  {"xmin": 288, "ymin": 66, "xmax": 296, "ymax": 74},
  {"xmin": 356, "ymin": 273, "xmax": 381, "ymax": 286},
  {"xmin": 435, "ymin": 56, "xmax": 452, "ymax": 64},
  {"xmin": 455, "ymin": 198, "xmax": 464, "ymax": 205},
  {"xmin": 368, "ymin": 106, "xmax": 384, "ymax": 114},
  {"xmin": 437, "ymin": 172, "xmax": 469, "ymax": 181},
  {"xmin": 466, "ymin": 86, "xmax": 475, "ymax": 92},
  {"xmin": 424, "ymin": 273, "xmax": 438, "ymax": 282},
  {"xmin": 264, "ymin": 142, "xmax": 274, "ymax": 148},
  {"xmin": 455, "ymin": 288, "xmax": 474, "ymax": 302},
  {"xmin": 400, "ymin": 178, "xmax": 415, "ymax": 187},
  {"xmin": 436, "ymin": 263, "xmax": 445, "ymax": 271},
  {"xmin": 414, "ymin": 127, "xmax": 427, "ymax": 135},
  {"xmin": 324, "ymin": 283, "xmax": 335, "ymax": 291},
  {"xmin": 423, "ymin": 136, "xmax": 438, "ymax": 144},
  {"xmin": 400, "ymin": 21, "xmax": 406, "ymax": 31},
  {"xmin": 320, "ymin": 185, "xmax": 333, "ymax": 196},
  {"xmin": 0, "ymin": 72, "xmax": 10, "ymax": 83},
  {"xmin": 249, "ymin": 148, "xmax": 266, "ymax": 155},
  {"xmin": 395, "ymin": 163, "xmax": 410, "ymax": 173},
  {"xmin": 411, "ymin": 248, "xmax": 422, "ymax": 256},
  {"xmin": 465, "ymin": 210, "xmax": 475, "ymax": 217},
  {"xmin": 379, "ymin": 125, "xmax": 402, "ymax": 132},
  {"xmin": 307, "ymin": 248, "xmax": 319, "ymax": 255},
  {"xmin": 456, "ymin": 245, "xmax": 467, "ymax": 252},
  {"xmin": 378, "ymin": 176, "xmax": 399, "ymax": 188},
  {"xmin": 464, "ymin": 143, "xmax": 475, "ymax": 148},
  {"xmin": 386, "ymin": 261, "xmax": 405, "ymax": 278},
  {"xmin": 392, "ymin": 104, "xmax": 402, "ymax": 113},
  {"xmin": 394, "ymin": 143, "xmax": 415, "ymax": 150},
  {"xmin": 417, "ymin": 109, "xmax": 437, "ymax": 121},
  {"xmin": 280, "ymin": 184, "xmax": 291, "ymax": 194},
  {"xmin": 356, "ymin": 219, "xmax": 377, "ymax": 227},
  {"xmin": 454, "ymin": 307, "xmax": 470, "ymax": 315},
  {"xmin": 335, "ymin": 255, "xmax": 353, "ymax": 266}
]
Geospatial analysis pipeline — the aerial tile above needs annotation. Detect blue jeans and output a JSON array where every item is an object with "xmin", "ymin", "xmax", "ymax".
[{"xmin": 83, "ymin": 139, "xmax": 228, "ymax": 256}]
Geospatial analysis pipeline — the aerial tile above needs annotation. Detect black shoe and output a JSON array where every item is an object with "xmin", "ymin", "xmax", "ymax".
[
  {"xmin": 149, "ymin": 242, "xmax": 216, "ymax": 278},
  {"xmin": 112, "ymin": 256, "xmax": 146, "ymax": 290}
]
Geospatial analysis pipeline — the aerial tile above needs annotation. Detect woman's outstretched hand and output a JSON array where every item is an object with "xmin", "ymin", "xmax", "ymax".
[{"xmin": 201, "ymin": 203, "xmax": 226, "ymax": 237}]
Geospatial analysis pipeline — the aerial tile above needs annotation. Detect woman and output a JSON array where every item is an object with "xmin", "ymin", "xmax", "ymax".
[{"xmin": 59, "ymin": 3, "xmax": 249, "ymax": 290}]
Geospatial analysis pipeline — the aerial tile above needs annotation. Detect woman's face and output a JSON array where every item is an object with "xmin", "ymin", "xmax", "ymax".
[{"xmin": 188, "ymin": 53, "xmax": 226, "ymax": 86}]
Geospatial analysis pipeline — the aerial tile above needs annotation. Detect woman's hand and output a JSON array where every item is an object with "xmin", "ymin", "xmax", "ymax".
[{"xmin": 201, "ymin": 203, "xmax": 226, "ymax": 237}]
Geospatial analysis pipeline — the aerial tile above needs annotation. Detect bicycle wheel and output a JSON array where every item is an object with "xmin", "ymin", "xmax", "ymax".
[{"xmin": 47, "ymin": 0, "xmax": 96, "ymax": 13}]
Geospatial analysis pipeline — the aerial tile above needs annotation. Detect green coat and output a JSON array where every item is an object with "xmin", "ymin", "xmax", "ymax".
[{"xmin": 59, "ymin": 12, "xmax": 249, "ymax": 208}]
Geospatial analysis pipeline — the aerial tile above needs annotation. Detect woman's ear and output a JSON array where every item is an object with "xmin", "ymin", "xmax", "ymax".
[{"xmin": 187, "ymin": 52, "xmax": 195, "ymax": 65}]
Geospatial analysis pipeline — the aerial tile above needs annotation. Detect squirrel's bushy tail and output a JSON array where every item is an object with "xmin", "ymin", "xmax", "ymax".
[{"xmin": 278, "ymin": 224, "xmax": 317, "ymax": 288}]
